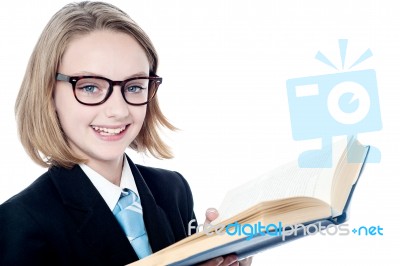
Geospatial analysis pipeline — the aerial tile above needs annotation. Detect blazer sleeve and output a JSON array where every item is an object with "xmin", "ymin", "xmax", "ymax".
[
  {"xmin": 0, "ymin": 200, "xmax": 57, "ymax": 265},
  {"xmin": 175, "ymin": 171, "xmax": 198, "ymax": 236}
]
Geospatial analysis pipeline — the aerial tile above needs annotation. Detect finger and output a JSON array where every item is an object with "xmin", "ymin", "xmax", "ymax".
[
  {"xmin": 198, "ymin": 256, "xmax": 224, "ymax": 266},
  {"xmin": 204, "ymin": 208, "xmax": 219, "ymax": 225},
  {"xmin": 220, "ymin": 254, "xmax": 238, "ymax": 266},
  {"xmin": 239, "ymin": 256, "xmax": 253, "ymax": 266},
  {"xmin": 198, "ymin": 255, "xmax": 238, "ymax": 266}
]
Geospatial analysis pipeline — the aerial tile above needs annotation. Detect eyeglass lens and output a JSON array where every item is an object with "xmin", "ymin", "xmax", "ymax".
[{"xmin": 74, "ymin": 77, "xmax": 151, "ymax": 105}]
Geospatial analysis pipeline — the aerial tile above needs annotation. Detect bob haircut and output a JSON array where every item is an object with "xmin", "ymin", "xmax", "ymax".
[{"xmin": 15, "ymin": 1, "xmax": 175, "ymax": 168}]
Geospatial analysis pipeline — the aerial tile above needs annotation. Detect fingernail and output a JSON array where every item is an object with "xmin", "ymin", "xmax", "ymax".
[
  {"xmin": 206, "ymin": 208, "xmax": 218, "ymax": 215},
  {"xmin": 226, "ymin": 255, "xmax": 238, "ymax": 264},
  {"xmin": 215, "ymin": 257, "xmax": 224, "ymax": 264}
]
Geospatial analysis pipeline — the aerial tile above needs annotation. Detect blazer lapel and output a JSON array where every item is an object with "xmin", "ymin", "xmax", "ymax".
[
  {"xmin": 126, "ymin": 156, "xmax": 176, "ymax": 252},
  {"xmin": 49, "ymin": 165, "xmax": 138, "ymax": 264}
]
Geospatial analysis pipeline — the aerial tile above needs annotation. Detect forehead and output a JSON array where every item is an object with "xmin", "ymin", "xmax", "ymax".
[{"xmin": 58, "ymin": 30, "xmax": 150, "ymax": 79}]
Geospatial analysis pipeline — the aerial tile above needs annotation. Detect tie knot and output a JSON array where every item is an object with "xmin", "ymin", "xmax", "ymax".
[
  {"xmin": 121, "ymin": 188, "xmax": 133, "ymax": 196},
  {"xmin": 114, "ymin": 189, "xmax": 140, "ymax": 212}
]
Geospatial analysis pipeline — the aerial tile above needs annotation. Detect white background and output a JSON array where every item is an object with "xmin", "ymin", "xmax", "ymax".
[{"xmin": 0, "ymin": 0, "xmax": 399, "ymax": 265}]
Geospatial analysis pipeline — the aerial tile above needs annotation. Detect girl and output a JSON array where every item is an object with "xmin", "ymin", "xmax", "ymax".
[{"xmin": 0, "ymin": 1, "xmax": 250, "ymax": 266}]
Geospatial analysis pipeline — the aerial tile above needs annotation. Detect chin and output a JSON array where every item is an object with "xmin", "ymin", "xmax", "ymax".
[{"xmin": 87, "ymin": 147, "xmax": 127, "ymax": 163}]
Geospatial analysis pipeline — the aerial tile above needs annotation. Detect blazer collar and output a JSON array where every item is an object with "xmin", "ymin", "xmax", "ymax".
[
  {"xmin": 49, "ymin": 164, "xmax": 137, "ymax": 264},
  {"xmin": 126, "ymin": 156, "xmax": 176, "ymax": 251},
  {"xmin": 49, "ymin": 156, "xmax": 175, "ymax": 261}
]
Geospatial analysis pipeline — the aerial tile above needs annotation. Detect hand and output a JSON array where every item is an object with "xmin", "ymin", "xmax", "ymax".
[{"xmin": 197, "ymin": 208, "xmax": 253, "ymax": 266}]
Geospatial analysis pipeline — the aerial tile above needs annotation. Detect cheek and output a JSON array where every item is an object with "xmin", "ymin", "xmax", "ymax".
[
  {"xmin": 54, "ymin": 87, "xmax": 93, "ymax": 131},
  {"xmin": 131, "ymin": 106, "xmax": 147, "ymax": 125},
  {"xmin": 54, "ymin": 84, "xmax": 75, "ymax": 115}
]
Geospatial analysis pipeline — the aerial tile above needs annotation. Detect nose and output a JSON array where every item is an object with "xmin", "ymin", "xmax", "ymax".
[{"xmin": 103, "ymin": 86, "xmax": 130, "ymax": 119}]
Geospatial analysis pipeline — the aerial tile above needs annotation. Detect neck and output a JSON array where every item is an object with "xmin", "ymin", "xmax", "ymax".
[{"xmin": 86, "ymin": 155, "xmax": 125, "ymax": 186}]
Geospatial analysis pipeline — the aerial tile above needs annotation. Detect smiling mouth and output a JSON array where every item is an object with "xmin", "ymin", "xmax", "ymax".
[{"xmin": 91, "ymin": 125, "xmax": 128, "ymax": 136}]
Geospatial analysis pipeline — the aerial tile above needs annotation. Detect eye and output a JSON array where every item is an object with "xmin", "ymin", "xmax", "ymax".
[
  {"xmin": 76, "ymin": 79, "xmax": 104, "ymax": 94},
  {"xmin": 126, "ymin": 85, "xmax": 145, "ymax": 93},
  {"xmin": 79, "ymin": 85, "xmax": 98, "ymax": 93}
]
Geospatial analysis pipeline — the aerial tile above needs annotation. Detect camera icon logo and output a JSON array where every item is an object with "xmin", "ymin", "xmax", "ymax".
[{"xmin": 286, "ymin": 40, "xmax": 382, "ymax": 167}]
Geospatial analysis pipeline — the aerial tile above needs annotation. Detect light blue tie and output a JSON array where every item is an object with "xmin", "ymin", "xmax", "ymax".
[{"xmin": 113, "ymin": 188, "xmax": 152, "ymax": 259}]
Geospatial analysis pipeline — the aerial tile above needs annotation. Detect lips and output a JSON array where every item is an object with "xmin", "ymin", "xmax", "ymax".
[{"xmin": 91, "ymin": 125, "xmax": 127, "ymax": 136}]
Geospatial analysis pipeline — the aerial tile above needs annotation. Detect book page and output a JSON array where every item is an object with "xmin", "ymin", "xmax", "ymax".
[
  {"xmin": 330, "ymin": 139, "xmax": 368, "ymax": 215},
  {"xmin": 214, "ymin": 163, "xmax": 334, "ymax": 223},
  {"xmin": 214, "ymin": 138, "xmax": 348, "ymax": 223}
]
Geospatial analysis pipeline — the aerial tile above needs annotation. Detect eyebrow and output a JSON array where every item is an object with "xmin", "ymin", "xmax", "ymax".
[{"xmin": 70, "ymin": 71, "xmax": 150, "ymax": 79}]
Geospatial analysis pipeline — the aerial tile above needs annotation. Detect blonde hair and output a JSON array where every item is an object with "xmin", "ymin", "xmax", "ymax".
[{"xmin": 15, "ymin": 1, "xmax": 175, "ymax": 168}]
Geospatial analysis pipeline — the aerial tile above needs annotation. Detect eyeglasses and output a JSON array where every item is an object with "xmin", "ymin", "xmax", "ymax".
[{"xmin": 56, "ymin": 73, "xmax": 162, "ymax": 106}]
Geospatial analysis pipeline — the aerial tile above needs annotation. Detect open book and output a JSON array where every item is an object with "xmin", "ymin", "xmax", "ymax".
[{"xmin": 130, "ymin": 136, "xmax": 369, "ymax": 266}]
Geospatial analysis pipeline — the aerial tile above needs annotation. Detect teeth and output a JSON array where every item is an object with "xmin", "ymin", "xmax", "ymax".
[{"xmin": 91, "ymin": 125, "xmax": 126, "ymax": 135}]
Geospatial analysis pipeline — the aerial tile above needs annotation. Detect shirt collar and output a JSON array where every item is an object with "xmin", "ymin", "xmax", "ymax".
[{"xmin": 79, "ymin": 155, "xmax": 139, "ymax": 211}]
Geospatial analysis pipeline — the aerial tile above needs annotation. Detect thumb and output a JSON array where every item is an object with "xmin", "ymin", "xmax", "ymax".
[{"xmin": 204, "ymin": 208, "xmax": 219, "ymax": 225}]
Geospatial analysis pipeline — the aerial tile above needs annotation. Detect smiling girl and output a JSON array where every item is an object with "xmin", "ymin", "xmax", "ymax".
[{"xmin": 0, "ymin": 2, "xmax": 250, "ymax": 266}]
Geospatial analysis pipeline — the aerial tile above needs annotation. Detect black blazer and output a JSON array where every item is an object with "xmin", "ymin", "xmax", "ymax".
[{"xmin": 0, "ymin": 156, "xmax": 198, "ymax": 266}]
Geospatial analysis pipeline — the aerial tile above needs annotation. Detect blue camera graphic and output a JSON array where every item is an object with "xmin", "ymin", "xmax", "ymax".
[{"xmin": 286, "ymin": 40, "xmax": 382, "ymax": 167}]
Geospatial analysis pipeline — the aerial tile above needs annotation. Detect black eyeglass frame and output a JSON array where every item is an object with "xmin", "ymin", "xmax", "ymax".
[{"xmin": 56, "ymin": 73, "xmax": 162, "ymax": 106}]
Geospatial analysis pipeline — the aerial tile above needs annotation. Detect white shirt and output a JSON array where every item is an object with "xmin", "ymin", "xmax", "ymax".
[{"xmin": 79, "ymin": 156, "xmax": 140, "ymax": 211}]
